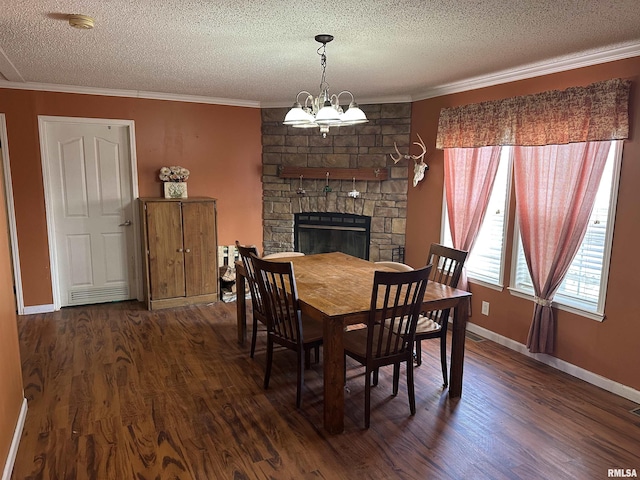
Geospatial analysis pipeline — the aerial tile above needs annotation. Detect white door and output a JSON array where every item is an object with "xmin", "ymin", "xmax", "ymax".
[{"xmin": 42, "ymin": 120, "xmax": 137, "ymax": 307}]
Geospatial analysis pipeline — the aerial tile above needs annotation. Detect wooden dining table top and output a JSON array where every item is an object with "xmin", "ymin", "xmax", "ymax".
[{"xmin": 270, "ymin": 251, "xmax": 471, "ymax": 321}]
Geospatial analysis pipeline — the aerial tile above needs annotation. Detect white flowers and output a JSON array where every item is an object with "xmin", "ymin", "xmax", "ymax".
[{"xmin": 159, "ymin": 166, "xmax": 190, "ymax": 182}]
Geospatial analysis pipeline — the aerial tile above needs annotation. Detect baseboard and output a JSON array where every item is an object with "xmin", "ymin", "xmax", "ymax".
[
  {"xmin": 2, "ymin": 397, "xmax": 27, "ymax": 480},
  {"xmin": 21, "ymin": 304, "xmax": 55, "ymax": 315},
  {"xmin": 467, "ymin": 323, "xmax": 640, "ymax": 405}
]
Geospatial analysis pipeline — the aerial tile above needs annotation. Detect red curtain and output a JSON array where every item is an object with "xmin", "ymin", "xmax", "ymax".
[
  {"xmin": 513, "ymin": 141, "xmax": 611, "ymax": 353},
  {"xmin": 444, "ymin": 146, "xmax": 501, "ymax": 292}
]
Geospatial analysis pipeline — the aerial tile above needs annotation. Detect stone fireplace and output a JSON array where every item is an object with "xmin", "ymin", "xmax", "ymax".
[{"xmin": 261, "ymin": 103, "xmax": 411, "ymax": 262}]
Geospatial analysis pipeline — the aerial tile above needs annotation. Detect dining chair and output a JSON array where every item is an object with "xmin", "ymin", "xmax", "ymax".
[
  {"xmin": 250, "ymin": 253, "xmax": 323, "ymax": 408},
  {"xmin": 343, "ymin": 264, "xmax": 432, "ymax": 428},
  {"xmin": 414, "ymin": 243, "xmax": 468, "ymax": 388},
  {"xmin": 374, "ymin": 261, "xmax": 414, "ymax": 272},
  {"xmin": 262, "ymin": 251, "xmax": 305, "ymax": 259},
  {"xmin": 236, "ymin": 242, "xmax": 267, "ymax": 359}
]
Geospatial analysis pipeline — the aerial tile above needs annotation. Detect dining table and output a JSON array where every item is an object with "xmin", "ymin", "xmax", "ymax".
[{"xmin": 235, "ymin": 251, "xmax": 472, "ymax": 434}]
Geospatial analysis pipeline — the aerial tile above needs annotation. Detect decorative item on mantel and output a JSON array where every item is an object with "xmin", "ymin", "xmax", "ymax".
[{"xmin": 159, "ymin": 166, "xmax": 190, "ymax": 198}]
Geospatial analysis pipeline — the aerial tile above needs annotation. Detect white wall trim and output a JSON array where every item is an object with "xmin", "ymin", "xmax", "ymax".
[
  {"xmin": 0, "ymin": 114, "xmax": 25, "ymax": 314},
  {"xmin": 1, "ymin": 397, "xmax": 27, "ymax": 480},
  {"xmin": 22, "ymin": 304, "xmax": 55, "ymax": 315},
  {"xmin": 467, "ymin": 322, "xmax": 640, "ymax": 405},
  {"xmin": 0, "ymin": 80, "xmax": 260, "ymax": 108},
  {"xmin": 38, "ymin": 116, "xmax": 143, "ymax": 311},
  {"xmin": 413, "ymin": 42, "xmax": 640, "ymax": 101}
]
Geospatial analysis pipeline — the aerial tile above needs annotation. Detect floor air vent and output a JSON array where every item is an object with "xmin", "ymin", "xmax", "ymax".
[
  {"xmin": 69, "ymin": 285, "xmax": 129, "ymax": 305},
  {"xmin": 465, "ymin": 331, "xmax": 486, "ymax": 342}
]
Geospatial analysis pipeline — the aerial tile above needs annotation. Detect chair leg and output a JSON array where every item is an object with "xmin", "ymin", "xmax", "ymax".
[
  {"xmin": 372, "ymin": 368, "xmax": 379, "ymax": 386},
  {"xmin": 407, "ymin": 357, "xmax": 416, "ymax": 416},
  {"xmin": 415, "ymin": 339, "xmax": 422, "ymax": 366},
  {"xmin": 364, "ymin": 368, "xmax": 371, "ymax": 429},
  {"xmin": 304, "ymin": 347, "xmax": 311, "ymax": 370},
  {"xmin": 250, "ymin": 318, "xmax": 258, "ymax": 358},
  {"xmin": 392, "ymin": 363, "xmax": 400, "ymax": 396},
  {"xmin": 296, "ymin": 347, "xmax": 304, "ymax": 408},
  {"xmin": 440, "ymin": 333, "xmax": 448, "ymax": 388},
  {"xmin": 264, "ymin": 336, "xmax": 273, "ymax": 389}
]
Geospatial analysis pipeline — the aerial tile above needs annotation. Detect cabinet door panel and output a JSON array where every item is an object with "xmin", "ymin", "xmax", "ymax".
[
  {"xmin": 146, "ymin": 202, "xmax": 185, "ymax": 299},
  {"xmin": 182, "ymin": 202, "xmax": 217, "ymax": 297}
]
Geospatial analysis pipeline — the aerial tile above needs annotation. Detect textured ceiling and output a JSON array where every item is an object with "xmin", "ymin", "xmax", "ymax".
[{"xmin": 1, "ymin": 0, "xmax": 639, "ymax": 107}]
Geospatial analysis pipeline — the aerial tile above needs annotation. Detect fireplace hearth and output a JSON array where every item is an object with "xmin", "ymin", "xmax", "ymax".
[{"xmin": 295, "ymin": 212, "xmax": 371, "ymax": 260}]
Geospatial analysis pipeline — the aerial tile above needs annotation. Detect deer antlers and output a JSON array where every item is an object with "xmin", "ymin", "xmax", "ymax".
[
  {"xmin": 390, "ymin": 133, "xmax": 427, "ymax": 164},
  {"xmin": 390, "ymin": 133, "xmax": 429, "ymax": 187}
]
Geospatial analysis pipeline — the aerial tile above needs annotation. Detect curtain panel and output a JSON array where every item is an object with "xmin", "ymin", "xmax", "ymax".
[{"xmin": 436, "ymin": 79, "xmax": 630, "ymax": 148}]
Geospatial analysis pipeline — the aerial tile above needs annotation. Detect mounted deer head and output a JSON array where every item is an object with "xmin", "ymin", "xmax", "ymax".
[{"xmin": 390, "ymin": 133, "xmax": 429, "ymax": 187}]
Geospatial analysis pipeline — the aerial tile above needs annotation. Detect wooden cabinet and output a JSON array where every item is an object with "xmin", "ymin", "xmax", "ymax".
[{"xmin": 139, "ymin": 197, "xmax": 218, "ymax": 310}]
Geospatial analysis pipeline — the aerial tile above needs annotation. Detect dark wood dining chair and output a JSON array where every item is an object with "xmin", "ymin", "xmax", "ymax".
[
  {"xmin": 414, "ymin": 243, "xmax": 468, "ymax": 388},
  {"xmin": 236, "ymin": 242, "xmax": 267, "ymax": 359},
  {"xmin": 250, "ymin": 253, "xmax": 323, "ymax": 408},
  {"xmin": 343, "ymin": 265, "xmax": 432, "ymax": 428}
]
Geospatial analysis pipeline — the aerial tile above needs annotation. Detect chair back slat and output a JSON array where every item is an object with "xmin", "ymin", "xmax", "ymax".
[
  {"xmin": 427, "ymin": 243, "xmax": 468, "ymax": 288},
  {"xmin": 236, "ymin": 243, "xmax": 266, "ymax": 318},
  {"xmin": 368, "ymin": 265, "xmax": 432, "ymax": 360},
  {"xmin": 251, "ymin": 254, "xmax": 302, "ymax": 348},
  {"xmin": 423, "ymin": 244, "xmax": 468, "ymax": 322}
]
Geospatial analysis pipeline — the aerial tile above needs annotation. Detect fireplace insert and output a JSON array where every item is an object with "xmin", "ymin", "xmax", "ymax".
[{"xmin": 294, "ymin": 212, "xmax": 371, "ymax": 260}]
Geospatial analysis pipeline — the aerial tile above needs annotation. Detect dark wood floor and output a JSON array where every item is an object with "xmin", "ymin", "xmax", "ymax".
[{"xmin": 11, "ymin": 300, "xmax": 640, "ymax": 479}]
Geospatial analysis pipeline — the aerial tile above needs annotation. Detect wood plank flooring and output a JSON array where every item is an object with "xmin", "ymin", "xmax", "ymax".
[{"xmin": 11, "ymin": 300, "xmax": 640, "ymax": 479}]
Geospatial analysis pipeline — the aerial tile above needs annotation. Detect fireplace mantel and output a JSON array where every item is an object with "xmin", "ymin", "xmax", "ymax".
[{"xmin": 278, "ymin": 166, "xmax": 389, "ymax": 181}]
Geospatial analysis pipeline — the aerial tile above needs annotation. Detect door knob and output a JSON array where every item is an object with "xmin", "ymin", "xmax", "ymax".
[{"xmin": 119, "ymin": 220, "xmax": 132, "ymax": 226}]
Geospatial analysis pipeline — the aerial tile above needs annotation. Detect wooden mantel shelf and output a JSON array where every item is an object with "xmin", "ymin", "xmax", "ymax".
[{"xmin": 278, "ymin": 166, "xmax": 388, "ymax": 181}]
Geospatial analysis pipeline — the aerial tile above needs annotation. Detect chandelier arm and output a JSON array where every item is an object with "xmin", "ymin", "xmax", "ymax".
[{"xmin": 295, "ymin": 91, "xmax": 313, "ymax": 104}]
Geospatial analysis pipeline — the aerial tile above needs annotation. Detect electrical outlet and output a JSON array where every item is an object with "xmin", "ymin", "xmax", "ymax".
[{"xmin": 481, "ymin": 301, "xmax": 490, "ymax": 316}]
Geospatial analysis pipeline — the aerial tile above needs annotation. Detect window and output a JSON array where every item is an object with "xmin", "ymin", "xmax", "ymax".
[
  {"xmin": 442, "ymin": 147, "xmax": 512, "ymax": 287},
  {"xmin": 510, "ymin": 141, "xmax": 622, "ymax": 318}
]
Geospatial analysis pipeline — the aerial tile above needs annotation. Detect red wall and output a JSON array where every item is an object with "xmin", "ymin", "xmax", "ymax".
[
  {"xmin": 406, "ymin": 57, "xmax": 640, "ymax": 391},
  {"xmin": 0, "ymin": 89, "xmax": 263, "ymax": 306}
]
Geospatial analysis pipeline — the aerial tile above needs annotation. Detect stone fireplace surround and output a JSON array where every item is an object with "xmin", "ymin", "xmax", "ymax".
[{"xmin": 261, "ymin": 103, "xmax": 411, "ymax": 262}]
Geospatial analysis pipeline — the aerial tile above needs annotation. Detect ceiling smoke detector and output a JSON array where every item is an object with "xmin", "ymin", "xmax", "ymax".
[{"xmin": 68, "ymin": 14, "xmax": 94, "ymax": 29}]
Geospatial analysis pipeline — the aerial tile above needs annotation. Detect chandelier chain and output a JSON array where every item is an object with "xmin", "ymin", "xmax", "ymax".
[{"xmin": 318, "ymin": 43, "xmax": 329, "ymax": 94}]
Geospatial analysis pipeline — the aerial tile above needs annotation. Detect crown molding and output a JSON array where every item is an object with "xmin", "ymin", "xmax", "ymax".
[
  {"xmin": 0, "ymin": 80, "xmax": 261, "ymax": 108},
  {"xmin": 260, "ymin": 94, "xmax": 413, "ymax": 109},
  {"xmin": 412, "ymin": 42, "xmax": 640, "ymax": 101},
  {"xmin": 1, "ymin": 42, "xmax": 639, "ymax": 108}
]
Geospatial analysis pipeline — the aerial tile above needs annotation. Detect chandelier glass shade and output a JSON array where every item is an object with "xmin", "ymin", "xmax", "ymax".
[{"xmin": 283, "ymin": 35, "xmax": 368, "ymax": 137}]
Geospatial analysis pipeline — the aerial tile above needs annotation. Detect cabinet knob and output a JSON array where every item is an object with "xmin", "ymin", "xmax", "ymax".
[
  {"xmin": 177, "ymin": 248, "xmax": 184, "ymax": 252},
  {"xmin": 185, "ymin": 248, "xmax": 191, "ymax": 253}
]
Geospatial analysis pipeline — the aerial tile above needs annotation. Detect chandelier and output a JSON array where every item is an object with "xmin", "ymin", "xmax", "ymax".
[{"xmin": 283, "ymin": 34, "xmax": 368, "ymax": 138}]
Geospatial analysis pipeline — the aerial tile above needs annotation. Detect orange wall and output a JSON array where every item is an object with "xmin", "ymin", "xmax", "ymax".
[
  {"xmin": 0, "ymin": 150, "xmax": 24, "ymax": 471},
  {"xmin": 407, "ymin": 56, "xmax": 640, "ymax": 391},
  {"xmin": 0, "ymin": 89, "xmax": 264, "ymax": 306}
]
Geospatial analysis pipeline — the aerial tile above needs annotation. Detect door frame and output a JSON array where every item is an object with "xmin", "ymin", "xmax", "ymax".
[
  {"xmin": 38, "ymin": 116, "xmax": 143, "ymax": 311},
  {"xmin": 0, "ymin": 114, "xmax": 25, "ymax": 314}
]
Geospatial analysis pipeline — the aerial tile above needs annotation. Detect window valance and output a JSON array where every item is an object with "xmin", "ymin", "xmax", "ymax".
[{"xmin": 436, "ymin": 79, "xmax": 630, "ymax": 148}]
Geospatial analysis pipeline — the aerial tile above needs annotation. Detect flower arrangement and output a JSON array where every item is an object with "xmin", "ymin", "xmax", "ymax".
[{"xmin": 159, "ymin": 166, "xmax": 190, "ymax": 183}]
